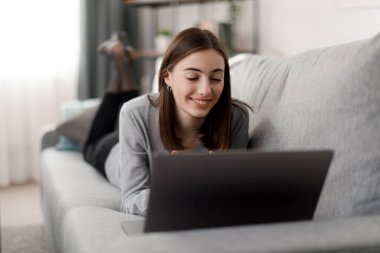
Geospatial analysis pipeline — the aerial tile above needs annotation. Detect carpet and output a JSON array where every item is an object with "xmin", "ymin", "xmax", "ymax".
[{"xmin": 1, "ymin": 225, "xmax": 47, "ymax": 253}]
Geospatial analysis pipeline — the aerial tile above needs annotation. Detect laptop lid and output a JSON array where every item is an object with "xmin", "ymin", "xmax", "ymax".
[{"xmin": 142, "ymin": 150, "xmax": 333, "ymax": 233}]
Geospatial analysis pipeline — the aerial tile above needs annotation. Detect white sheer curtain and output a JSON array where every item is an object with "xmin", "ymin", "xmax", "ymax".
[{"xmin": 0, "ymin": 0, "xmax": 79, "ymax": 187}]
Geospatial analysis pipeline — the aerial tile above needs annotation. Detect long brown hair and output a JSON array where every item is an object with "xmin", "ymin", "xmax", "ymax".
[{"xmin": 152, "ymin": 27, "xmax": 238, "ymax": 151}]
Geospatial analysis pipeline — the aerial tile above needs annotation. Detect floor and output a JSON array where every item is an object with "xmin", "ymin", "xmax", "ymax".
[
  {"xmin": 0, "ymin": 182, "xmax": 44, "ymax": 227},
  {"xmin": 0, "ymin": 182, "xmax": 47, "ymax": 253}
]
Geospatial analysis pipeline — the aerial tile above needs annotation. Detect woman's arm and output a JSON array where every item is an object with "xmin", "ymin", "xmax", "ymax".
[{"xmin": 119, "ymin": 102, "xmax": 151, "ymax": 216}]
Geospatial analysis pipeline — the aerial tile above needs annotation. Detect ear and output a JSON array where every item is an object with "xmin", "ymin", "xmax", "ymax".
[{"xmin": 164, "ymin": 70, "xmax": 171, "ymax": 85}]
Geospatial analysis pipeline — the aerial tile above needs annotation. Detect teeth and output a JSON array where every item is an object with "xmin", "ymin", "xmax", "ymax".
[{"xmin": 192, "ymin": 98, "xmax": 209, "ymax": 105}]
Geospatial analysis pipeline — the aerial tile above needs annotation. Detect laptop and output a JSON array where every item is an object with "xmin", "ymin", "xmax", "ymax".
[{"xmin": 121, "ymin": 149, "xmax": 333, "ymax": 235}]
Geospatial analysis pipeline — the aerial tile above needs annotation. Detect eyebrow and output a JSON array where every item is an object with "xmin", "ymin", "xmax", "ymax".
[{"xmin": 183, "ymin": 67, "xmax": 224, "ymax": 73}]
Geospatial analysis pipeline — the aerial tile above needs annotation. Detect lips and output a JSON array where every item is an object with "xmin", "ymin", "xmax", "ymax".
[{"xmin": 190, "ymin": 97, "xmax": 212, "ymax": 105}]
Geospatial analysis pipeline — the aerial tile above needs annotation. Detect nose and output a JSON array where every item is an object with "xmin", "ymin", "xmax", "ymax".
[{"xmin": 198, "ymin": 78, "xmax": 212, "ymax": 96}]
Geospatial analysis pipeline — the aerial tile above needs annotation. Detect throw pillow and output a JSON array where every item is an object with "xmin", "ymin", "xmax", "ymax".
[
  {"xmin": 55, "ymin": 99, "xmax": 100, "ymax": 151},
  {"xmin": 230, "ymin": 33, "xmax": 380, "ymax": 219}
]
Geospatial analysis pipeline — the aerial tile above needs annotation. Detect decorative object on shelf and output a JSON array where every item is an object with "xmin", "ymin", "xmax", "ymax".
[
  {"xmin": 155, "ymin": 29, "xmax": 172, "ymax": 54},
  {"xmin": 198, "ymin": 19, "xmax": 219, "ymax": 36},
  {"xmin": 217, "ymin": 0, "xmax": 241, "ymax": 54}
]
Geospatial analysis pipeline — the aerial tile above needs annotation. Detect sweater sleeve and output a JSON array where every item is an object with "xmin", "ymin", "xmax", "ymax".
[
  {"xmin": 119, "ymin": 102, "xmax": 150, "ymax": 216},
  {"xmin": 230, "ymin": 104, "xmax": 249, "ymax": 149}
]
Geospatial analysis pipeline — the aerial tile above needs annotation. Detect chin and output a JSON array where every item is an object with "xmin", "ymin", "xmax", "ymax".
[{"xmin": 190, "ymin": 110, "xmax": 211, "ymax": 119}]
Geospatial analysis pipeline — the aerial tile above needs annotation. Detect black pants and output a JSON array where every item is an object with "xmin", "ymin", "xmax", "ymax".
[{"xmin": 83, "ymin": 90, "xmax": 139, "ymax": 177}]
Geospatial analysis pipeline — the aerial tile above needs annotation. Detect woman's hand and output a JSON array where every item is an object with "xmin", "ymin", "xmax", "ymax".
[{"xmin": 171, "ymin": 150, "xmax": 214, "ymax": 155}]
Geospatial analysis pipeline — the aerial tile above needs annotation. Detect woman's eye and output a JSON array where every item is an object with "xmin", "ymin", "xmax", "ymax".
[
  {"xmin": 211, "ymin": 78, "xmax": 223, "ymax": 82},
  {"xmin": 185, "ymin": 76, "xmax": 222, "ymax": 82}
]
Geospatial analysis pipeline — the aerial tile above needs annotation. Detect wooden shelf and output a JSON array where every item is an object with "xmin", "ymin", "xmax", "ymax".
[
  {"xmin": 124, "ymin": 0, "xmax": 205, "ymax": 7},
  {"xmin": 135, "ymin": 49, "xmax": 162, "ymax": 59}
]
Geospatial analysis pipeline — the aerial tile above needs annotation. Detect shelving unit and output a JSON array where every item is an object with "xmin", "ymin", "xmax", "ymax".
[
  {"xmin": 123, "ymin": 0, "xmax": 258, "ymax": 92},
  {"xmin": 124, "ymin": 0, "xmax": 205, "ymax": 7},
  {"xmin": 124, "ymin": 0, "xmax": 259, "ymax": 54}
]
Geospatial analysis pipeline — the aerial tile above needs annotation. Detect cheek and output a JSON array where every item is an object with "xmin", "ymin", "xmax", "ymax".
[
  {"xmin": 214, "ymin": 84, "xmax": 224, "ymax": 98},
  {"xmin": 172, "ymin": 80, "xmax": 193, "ymax": 97},
  {"xmin": 172, "ymin": 85, "xmax": 189, "ymax": 103}
]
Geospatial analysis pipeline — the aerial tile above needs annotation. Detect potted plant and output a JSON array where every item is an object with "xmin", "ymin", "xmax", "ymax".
[{"xmin": 155, "ymin": 29, "xmax": 172, "ymax": 54}]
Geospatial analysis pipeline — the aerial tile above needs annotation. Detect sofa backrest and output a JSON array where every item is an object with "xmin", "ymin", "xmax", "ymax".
[{"xmin": 230, "ymin": 33, "xmax": 380, "ymax": 220}]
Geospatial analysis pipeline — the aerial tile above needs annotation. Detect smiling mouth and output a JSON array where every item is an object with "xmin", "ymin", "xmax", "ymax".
[{"xmin": 190, "ymin": 98, "xmax": 212, "ymax": 105}]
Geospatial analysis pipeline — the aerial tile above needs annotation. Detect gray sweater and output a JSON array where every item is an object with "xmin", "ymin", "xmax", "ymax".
[{"xmin": 105, "ymin": 93, "xmax": 249, "ymax": 216}]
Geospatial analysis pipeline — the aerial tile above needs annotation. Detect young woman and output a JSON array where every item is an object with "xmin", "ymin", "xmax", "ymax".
[{"xmin": 84, "ymin": 27, "xmax": 250, "ymax": 216}]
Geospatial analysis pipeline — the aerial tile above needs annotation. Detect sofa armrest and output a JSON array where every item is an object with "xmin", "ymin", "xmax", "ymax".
[{"xmin": 40, "ymin": 124, "xmax": 59, "ymax": 150}]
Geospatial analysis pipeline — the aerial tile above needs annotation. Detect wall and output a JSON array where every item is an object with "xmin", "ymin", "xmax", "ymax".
[{"xmin": 258, "ymin": 0, "xmax": 380, "ymax": 56}]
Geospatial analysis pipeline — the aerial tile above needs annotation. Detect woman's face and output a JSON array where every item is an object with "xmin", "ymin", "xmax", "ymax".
[{"xmin": 164, "ymin": 49, "xmax": 225, "ymax": 123}]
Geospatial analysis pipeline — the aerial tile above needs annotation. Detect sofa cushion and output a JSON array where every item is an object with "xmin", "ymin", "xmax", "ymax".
[
  {"xmin": 231, "ymin": 34, "xmax": 380, "ymax": 219},
  {"xmin": 40, "ymin": 148, "xmax": 122, "ymax": 252},
  {"xmin": 62, "ymin": 207, "xmax": 143, "ymax": 253}
]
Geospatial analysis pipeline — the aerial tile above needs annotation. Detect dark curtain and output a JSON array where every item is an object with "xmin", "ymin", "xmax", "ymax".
[{"xmin": 78, "ymin": 0, "xmax": 134, "ymax": 99}]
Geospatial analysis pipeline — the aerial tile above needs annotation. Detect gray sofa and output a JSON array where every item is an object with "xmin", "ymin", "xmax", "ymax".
[{"xmin": 40, "ymin": 33, "xmax": 380, "ymax": 253}]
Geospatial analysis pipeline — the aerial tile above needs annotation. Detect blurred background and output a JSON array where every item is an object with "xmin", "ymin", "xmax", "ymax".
[
  {"xmin": 1, "ymin": 0, "xmax": 380, "ymax": 188},
  {"xmin": 0, "ymin": 0, "xmax": 380, "ymax": 251}
]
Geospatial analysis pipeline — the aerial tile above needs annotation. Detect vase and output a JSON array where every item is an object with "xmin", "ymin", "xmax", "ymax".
[{"xmin": 154, "ymin": 35, "xmax": 171, "ymax": 54}]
